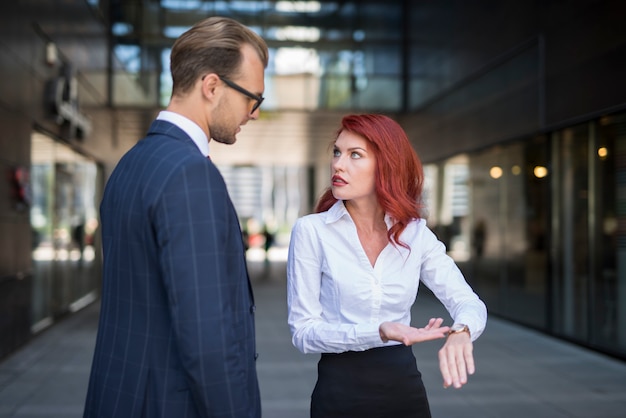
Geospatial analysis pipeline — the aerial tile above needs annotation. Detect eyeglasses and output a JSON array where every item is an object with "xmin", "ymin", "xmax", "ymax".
[{"xmin": 219, "ymin": 76, "xmax": 264, "ymax": 114}]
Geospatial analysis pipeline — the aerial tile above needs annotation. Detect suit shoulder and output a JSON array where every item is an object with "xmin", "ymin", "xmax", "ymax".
[{"xmin": 106, "ymin": 136, "xmax": 217, "ymax": 201}]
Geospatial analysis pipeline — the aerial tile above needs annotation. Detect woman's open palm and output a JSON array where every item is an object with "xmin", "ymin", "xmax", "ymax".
[{"xmin": 379, "ymin": 318, "xmax": 450, "ymax": 346}]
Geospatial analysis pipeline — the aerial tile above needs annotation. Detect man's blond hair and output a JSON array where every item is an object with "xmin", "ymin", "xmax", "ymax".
[{"xmin": 170, "ymin": 16, "xmax": 268, "ymax": 96}]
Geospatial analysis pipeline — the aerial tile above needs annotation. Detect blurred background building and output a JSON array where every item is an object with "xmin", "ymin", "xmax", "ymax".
[{"xmin": 1, "ymin": 0, "xmax": 625, "ymax": 362}]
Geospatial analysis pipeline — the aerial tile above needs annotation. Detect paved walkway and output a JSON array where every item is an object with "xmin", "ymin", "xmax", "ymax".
[{"xmin": 1, "ymin": 257, "xmax": 626, "ymax": 417}]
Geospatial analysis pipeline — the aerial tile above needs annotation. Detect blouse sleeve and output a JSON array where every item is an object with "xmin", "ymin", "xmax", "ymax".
[{"xmin": 418, "ymin": 224, "xmax": 487, "ymax": 341}]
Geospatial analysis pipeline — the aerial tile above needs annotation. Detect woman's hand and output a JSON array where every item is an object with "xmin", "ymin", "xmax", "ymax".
[
  {"xmin": 438, "ymin": 332, "xmax": 474, "ymax": 389},
  {"xmin": 379, "ymin": 318, "xmax": 450, "ymax": 346}
]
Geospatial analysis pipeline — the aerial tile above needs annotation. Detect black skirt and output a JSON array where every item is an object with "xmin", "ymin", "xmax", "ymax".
[{"xmin": 311, "ymin": 344, "xmax": 431, "ymax": 418}]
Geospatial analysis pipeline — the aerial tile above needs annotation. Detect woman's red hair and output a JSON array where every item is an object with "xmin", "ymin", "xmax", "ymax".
[{"xmin": 315, "ymin": 114, "xmax": 425, "ymax": 249}]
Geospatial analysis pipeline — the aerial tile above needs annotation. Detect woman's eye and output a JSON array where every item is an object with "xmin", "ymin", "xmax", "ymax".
[
  {"xmin": 351, "ymin": 152, "xmax": 361, "ymax": 159},
  {"xmin": 333, "ymin": 149, "xmax": 340, "ymax": 157}
]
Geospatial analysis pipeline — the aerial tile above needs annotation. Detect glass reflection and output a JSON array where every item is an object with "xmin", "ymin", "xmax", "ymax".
[{"xmin": 30, "ymin": 132, "xmax": 101, "ymax": 332}]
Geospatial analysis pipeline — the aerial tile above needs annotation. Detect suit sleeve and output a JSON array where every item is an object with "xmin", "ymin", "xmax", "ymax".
[{"xmin": 152, "ymin": 156, "xmax": 257, "ymax": 416}]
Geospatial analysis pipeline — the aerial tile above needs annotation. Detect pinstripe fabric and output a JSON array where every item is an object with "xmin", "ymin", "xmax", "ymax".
[{"xmin": 84, "ymin": 120, "xmax": 260, "ymax": 418}]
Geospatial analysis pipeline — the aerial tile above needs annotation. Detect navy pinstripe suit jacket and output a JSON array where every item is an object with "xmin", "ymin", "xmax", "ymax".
[{"xmin": 84, "ymin": 120, "xmax": 261, "ymax": 417}]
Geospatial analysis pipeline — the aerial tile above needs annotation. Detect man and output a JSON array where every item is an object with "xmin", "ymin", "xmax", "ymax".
[{"xmin": 84, "ymin": 17, "xmax": 268, "ymax": 417}]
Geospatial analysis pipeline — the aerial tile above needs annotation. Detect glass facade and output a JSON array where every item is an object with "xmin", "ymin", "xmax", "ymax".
[
  {"xmin": 100, "ymin": 1, "xmax": 406, "ymax": 111},
  {"xmin": 30, "ymin": 133, "xmax": 103, "ymax": 333},
  {"xmin": 424, "ymin": 112, "xmax": 626, "ymax": 358}
]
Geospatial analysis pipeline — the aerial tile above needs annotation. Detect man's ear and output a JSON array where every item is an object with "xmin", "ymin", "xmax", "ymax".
[{"xmin": 201, "ymin": 73, "xmax": 220, "ymax": 100}]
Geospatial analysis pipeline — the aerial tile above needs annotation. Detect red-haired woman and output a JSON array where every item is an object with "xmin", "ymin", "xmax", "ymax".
[{"xmin": 287, "ymin": 114, "xmax": 487, "ymax": 417}]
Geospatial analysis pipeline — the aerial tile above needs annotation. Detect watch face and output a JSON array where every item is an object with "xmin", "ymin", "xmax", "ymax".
[{"xmin": 450, "ymin": 324, "xmax": 468, "ymax": 332}]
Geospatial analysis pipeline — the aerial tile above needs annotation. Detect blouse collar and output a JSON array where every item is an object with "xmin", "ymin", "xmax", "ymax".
[{"xmin": 325, "ymin": 200, "xmax": 394, "ymax": 228}]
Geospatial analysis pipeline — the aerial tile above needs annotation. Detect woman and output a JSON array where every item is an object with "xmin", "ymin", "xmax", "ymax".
[{"xmin": 287, "ymin": 114, "xmax": 487, "ymax": 417}]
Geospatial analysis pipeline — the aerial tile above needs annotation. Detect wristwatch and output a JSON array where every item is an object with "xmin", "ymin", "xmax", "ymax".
[{"xmin": 448, "ymin": 323, "xmax": 470, "ymax": 336}]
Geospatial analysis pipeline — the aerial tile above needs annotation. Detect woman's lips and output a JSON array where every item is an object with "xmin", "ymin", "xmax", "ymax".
[{"xmin": 332, "ymin": 175, "xmax": 347, "ymax": 186}]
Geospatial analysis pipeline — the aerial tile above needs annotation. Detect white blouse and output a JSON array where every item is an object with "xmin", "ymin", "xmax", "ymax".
[{"xmin": 287, "ymin": 200, "xmax": 487, "ymax": 354}]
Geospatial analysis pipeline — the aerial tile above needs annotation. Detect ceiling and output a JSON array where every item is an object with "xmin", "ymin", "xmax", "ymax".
[{"xmin": 110, "ymin": 1, "xmax": 405, "ymax": 48}]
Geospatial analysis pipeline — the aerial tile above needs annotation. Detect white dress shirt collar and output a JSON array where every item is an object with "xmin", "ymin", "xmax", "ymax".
[
  {"xmin": 326, "ymin": 200, "xmax": 395, "ymax": 228},
  {"xmin": 325, "ymin": 200, "xmax": 349, "ymax": 224},
  {"xmin": 157, "ymin": 111, "xmax": 210, "ymax": 157}
]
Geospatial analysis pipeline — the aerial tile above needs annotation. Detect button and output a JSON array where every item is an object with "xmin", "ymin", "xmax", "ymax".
[
  {"xmin": 255, "ymin": 353, "xmax": 259, "ymax": 360},
  {"xmin": 250, "ymin": 305, "xmax": 256, "ymax": 313}
]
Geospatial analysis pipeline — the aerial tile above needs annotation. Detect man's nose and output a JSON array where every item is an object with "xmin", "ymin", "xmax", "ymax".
[{"xmin": 249, "ymin": 107, "xmax": 260, "ymax": 120}]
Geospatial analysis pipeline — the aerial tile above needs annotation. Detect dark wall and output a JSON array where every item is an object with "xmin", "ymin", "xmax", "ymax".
[
  {"xmin": 0, "ymin": 2, "xmax": 43, "ymax": 357},
  {"xmin": 402, "ymin": 0, "xmax": 626, "ymax": 163},
  {"xmin": 0, "ymin": 0, "xmax": 114, "ymax": 359}
]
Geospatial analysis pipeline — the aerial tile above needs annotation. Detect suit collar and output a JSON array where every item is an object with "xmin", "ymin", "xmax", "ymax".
[{"xmin": 151, "ymin": 111, "xmax": 210, "ymax": 157}]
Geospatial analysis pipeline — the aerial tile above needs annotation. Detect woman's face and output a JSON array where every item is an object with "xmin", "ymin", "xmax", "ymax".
[{"xmin": 330, "ymin": 130, "xmax": 377, "ymax": 203}]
